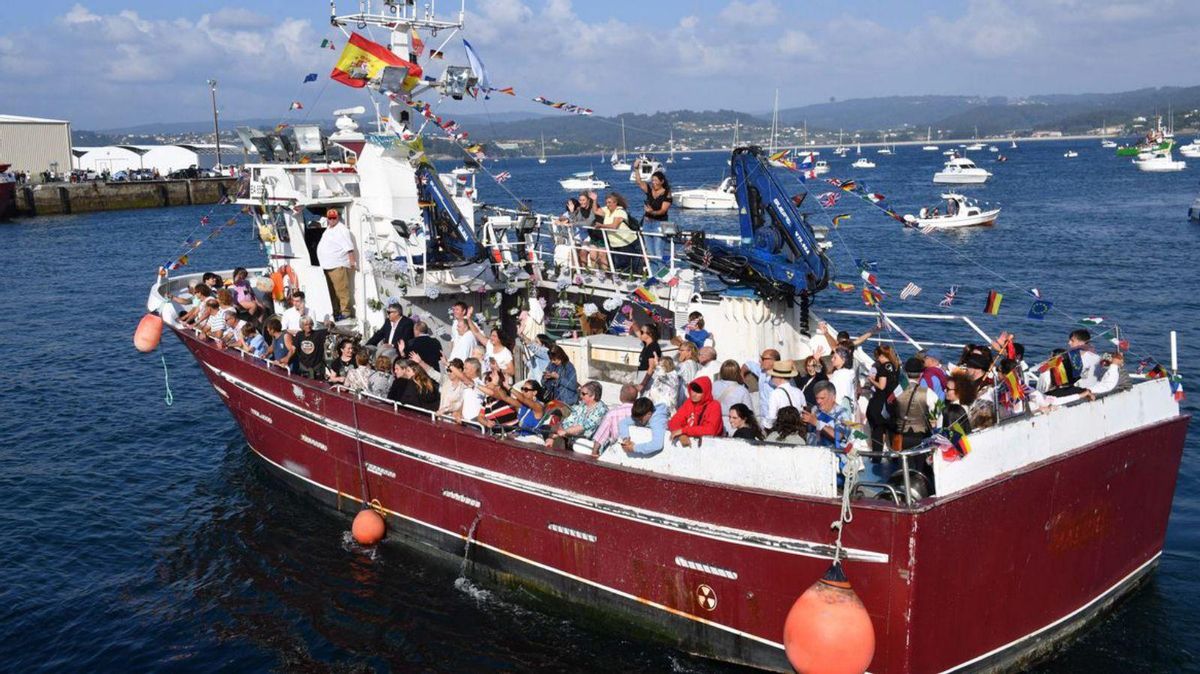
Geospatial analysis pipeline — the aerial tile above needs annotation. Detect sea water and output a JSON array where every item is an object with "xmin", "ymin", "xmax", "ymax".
[{"xmin": 0, "ymin": 140, "xmax": 1196, "ymax": 672}]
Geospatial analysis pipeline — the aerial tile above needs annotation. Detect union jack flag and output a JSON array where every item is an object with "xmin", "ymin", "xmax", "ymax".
[
  {"xmin": 494, "ymin": 171, "xmax": 511, "ymax": 183},
  {"xmin": 825, "ymin": 178, "xmax": 843, "ymax": 187},
  {"xmin": 818, "ymin": 192, "xmax": 840, "ymax": 208},
  {"xmin": 939, "ymin": 285, "xmax": 958, "ymax": 308}
]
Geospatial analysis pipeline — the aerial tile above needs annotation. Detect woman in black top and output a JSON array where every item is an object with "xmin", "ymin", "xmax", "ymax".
[
  {"xmin": 633, "ymin": 166, "xmax": 671, "ymax": 263},
  {"xmin": 326, "ymin": 338, "xmax": 357, "ymax": 384},
  {"xmin": 398, "ymin": 360, "xmax": 440, "ymax": 412},
  {"xmin": 867, "ymin": 345, "xmax": 901, "ymax": 451},
  {"xmin": 728, "ymin": 403, "xmax": 764, "ymax": 441},
  {"xmin": 796, "ymin": 355, "xmax": 828, "ymax": 408},
  {"xmin": 636, "ymin": 323, "xmax": 663, "ymax": 390}
]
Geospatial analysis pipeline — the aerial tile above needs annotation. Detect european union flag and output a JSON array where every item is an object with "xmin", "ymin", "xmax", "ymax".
[
  {"xmin": 303, "ymin": 73, "xmax": 318, "ymax": 83},
  {"xmin": 1027, "ymin": 299, "xmax": 1053, "ymax": 320}
]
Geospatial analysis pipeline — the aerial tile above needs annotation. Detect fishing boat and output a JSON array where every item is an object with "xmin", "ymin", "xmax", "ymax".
[
  {"xmin": 933, "ymin": 156, "xmax": 992, "ymax": 184},
  {"xmin": 538, "ymin": 133, "xmax": 547, "ymax": 164},
  {"xmin": 674, "ymin": 176, "xmax": 737, "ymax": 210},
  {"xmin": 851, "ymin": 157, "xmax": 876, "ymax": 169},
  {"xmin": 138, "ymin": 4, "xmax": 1190, "ymax": 673},
  {"xmin": 612, "ymin": 119, "xmax": 632, "ymax": 171},
  {"xmin": 902, "ymin": 193, "xmax": 1000, "ymax": 229}
]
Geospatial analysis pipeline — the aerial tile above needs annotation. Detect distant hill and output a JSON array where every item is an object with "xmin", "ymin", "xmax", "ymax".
[{"xmin": 776, "ymin": 86, "xmax": 1200, "ymax": 135}]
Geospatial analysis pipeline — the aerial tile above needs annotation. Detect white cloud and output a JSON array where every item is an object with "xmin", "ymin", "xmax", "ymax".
[{"xmin": 61, "ymin": 4, "xmax": 100, "ymax": 25}]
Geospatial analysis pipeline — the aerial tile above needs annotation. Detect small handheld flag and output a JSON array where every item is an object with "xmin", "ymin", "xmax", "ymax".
[
  {"xmin": 289, "ymin": 101, "xmax": 304, "ymax": 110},
  {"xmin": 494, "ymin": 171, "xmax": 511, "ymax": 183},
  {"xmin": 984, "ymin": 290, "xmax": 1003, "ymax": 315},
  {"xmin": 900, "ymin": 282, "xmax": 922, "ymax": 300},
  {"xmin": 319, "ymin": 39, "xmax": 336, "ymax": 50},
  {"xmin": 833, "ymin": 281, "xmax": 855, "ymax": 292}
]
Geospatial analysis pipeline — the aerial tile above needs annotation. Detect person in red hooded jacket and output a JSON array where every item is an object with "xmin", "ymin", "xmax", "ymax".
[{"xmin": 667, "ymin": 377, "xmax": 725, "ymax": 445}]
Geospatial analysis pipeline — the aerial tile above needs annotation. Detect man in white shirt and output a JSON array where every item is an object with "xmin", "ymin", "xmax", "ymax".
[
  {"xmin": 315, "ymin": 209, "xmax": 356, "ymax": 319},
  {"xmin": 742, "ymin": 349, "xmax": 781, "ymax": 416},
  {"xmin": 459, "ymin": 358, "xmax": 485, "ymax": 423},
  {"xmin": 1069, "ymin": 329, "xmax": 1102, "ymax": 390},
  {"xmin": 450, "ymin": 317, "xmax": 478, "ymax": 362},
  {"xmin": 695, "ymin": 346, "xmax": 721, "ymax": 382},
  {"xmin": 280, "ymin": 290, "xmax": 312, "ymax": 334},
  {"xmin": 765, "ymin": 360, "xmax": 804, "ymax": 427}
]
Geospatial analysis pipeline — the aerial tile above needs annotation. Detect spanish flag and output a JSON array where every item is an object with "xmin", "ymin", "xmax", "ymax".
[
  {"xmin": 331, "ymin": 33, "xmax": 422, "ymax": 90},
  {"xmin": 1003, "ymin": 370, "xmax": 1024, "ymax": 400}
]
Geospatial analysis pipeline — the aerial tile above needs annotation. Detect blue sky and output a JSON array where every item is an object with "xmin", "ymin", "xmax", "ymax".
[{"xmin": 3, "ymin": 1, "xmax": 1199, "ymax": 129}]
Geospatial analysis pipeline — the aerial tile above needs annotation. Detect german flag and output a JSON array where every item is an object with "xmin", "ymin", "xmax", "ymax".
[
  {"xmin": 983, "ymin": 289, "xmax": 1003, "ymax": 315},
  {"xmin": 1047, "ymin": 356, "xmax": 1069, "ymax": 386},
  {"xmin": 331, "ymin": 33, "xmax": 422, "ymax": 89}
]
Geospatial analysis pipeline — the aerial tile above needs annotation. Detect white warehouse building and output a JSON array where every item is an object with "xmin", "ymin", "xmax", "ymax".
[
  {"xmin": 72, "ymin": 144, "xmax": 221, "ymax": 174},
  {"xmin": 0, "ymin": 114, "xmax": 73, "ymax": 176}
]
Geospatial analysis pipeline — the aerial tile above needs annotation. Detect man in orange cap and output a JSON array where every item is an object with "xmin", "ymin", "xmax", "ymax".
[{"xmin": 315, "ymin": 208, "xmax": 357, "ymax": 319}]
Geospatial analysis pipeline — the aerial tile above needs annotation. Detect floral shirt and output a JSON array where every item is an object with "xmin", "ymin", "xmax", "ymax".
[{"xmin": 562, "ymin": 401, "xmax": 609, "ymax": 438}]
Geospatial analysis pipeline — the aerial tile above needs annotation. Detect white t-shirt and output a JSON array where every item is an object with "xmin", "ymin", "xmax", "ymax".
[
  {"xmin": 828, "ymin": 368, "xmax": 857, "ymax": 413},
  {"xmin": 461, "ymin": 379, "xmax": 485, "ymax": 422},
  {"xmin": 281, "ymin": 306, "xmax": 312, "ymax": 333},
  {"xmin": 450, "ymin": 327, "xmax": 478, "ymax": 362},
  {"xmin": 696, "ymin": 360, "xmax": 721, "ymax": 382},
  {"xmin": 316, "ymin": 223, "xmax": 355, "ymax": 269},
  {"xmin": 487, "ymin": 344, "xmax": 514, "ymax": 372},
  {"xmin": 1077, "ymin": 350, "xmax": 1102, "ymax": 389}
]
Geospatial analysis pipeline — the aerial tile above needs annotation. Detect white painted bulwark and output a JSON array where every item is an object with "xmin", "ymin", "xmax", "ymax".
[
  {"xmin": 934, "ymin": 380, "xmax": 1180, "ymax": 496},
  {"xmin": 0, "ymin": 114, "xmax": 72, "ymax": 175},
  {"xmin": 599, "ymin": 436, "xmax": 839, "ymax": 499}
]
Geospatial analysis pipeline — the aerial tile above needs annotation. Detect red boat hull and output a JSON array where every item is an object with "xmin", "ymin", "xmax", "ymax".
[{"xmin": 177, "ymin": 328, "xmax": 1187, "ymax": 673}]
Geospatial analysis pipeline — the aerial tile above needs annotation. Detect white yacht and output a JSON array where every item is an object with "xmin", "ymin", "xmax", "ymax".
[
  {"xmin": 559, "ymin": 170, "xmax": 609, "ymax": 191},
  {"xmin": 851, "ymin": 157, "xmax": 876, "ymax": 169},
  {"xmin": 631, "ymin": 156, "xmax": 663, "ymax": 182},
  {"xmin": 812, "ymin": 159, "xmax": 831, "ymax": 176},
  {"xmin": 1133, "ymin": 150, "xmax": 1186, "ymax": 172},
  {"xmin": 1101, "ymin": 139, "xmax": 1118, "ymax": 149},
  {"xmin": 903, "ymin": 193, "xmax": 1000, "ymax": 230},
  {"xmin": 1178, "ymin": 140, "xmax": 1200, "ymax": 158},
  {"xmin": 933, "ymin": 156, "xmax": 992, "ymax": 184},
  {"xmin": 675, "ymin": 176, "xmax": 737, "ymax": 210}
]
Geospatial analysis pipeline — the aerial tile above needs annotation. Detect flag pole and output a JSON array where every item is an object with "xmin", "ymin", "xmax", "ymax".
[{"xmin": 207, "ymin": 79, "xmax": 222, "ymax": 169}]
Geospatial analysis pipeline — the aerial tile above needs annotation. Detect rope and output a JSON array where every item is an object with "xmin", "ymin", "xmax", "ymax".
[
  {"xmin": 830, "ymin": 448, "xmax": 861, "ymax": 564},
  {"xmin": 160, "ymin": 353, "xmax": 174, "ymax": 407}
]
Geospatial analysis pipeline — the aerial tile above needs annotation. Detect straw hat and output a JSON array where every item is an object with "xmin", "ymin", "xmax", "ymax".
[{"xmin": 769, "ymin": 360, "xmax": 799, "ymax": 378}]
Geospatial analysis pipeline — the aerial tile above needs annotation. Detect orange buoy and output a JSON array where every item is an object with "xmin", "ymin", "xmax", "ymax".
[
  {"xmin": 782, "ymin": 562, "xmax": 875, "ymax": 674},
  {"xmin": 270, "ymin": 270, "xmax": 285, "ymax": 301},
  {"xmin": 134, "ymin": 313, "xmax": 164, "ymax": 353},
  {"xmin": 352, "ymin": 508, "xmax": 386, "ymax": 545}
]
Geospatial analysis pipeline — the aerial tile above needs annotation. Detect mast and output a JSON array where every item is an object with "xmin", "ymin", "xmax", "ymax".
[
  {"xmin": 539, "ymin": 132, "xmax": 546, "ymax": 161},
  {"xmin": 770, "ymin": 89, "xmax": 779, "ymax": 154},
  {"xmin": 621, "ymin": 118, "xmax": 627, "ymax": 161},
  {"xmin": 734, "ymin": 117, "xmax": 740, "ymax": 148}
]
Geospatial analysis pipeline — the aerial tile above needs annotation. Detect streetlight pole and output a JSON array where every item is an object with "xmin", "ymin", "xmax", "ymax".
[{"xmin": 207, "ymin": 79, "xmax": 222, "ymax": 170}]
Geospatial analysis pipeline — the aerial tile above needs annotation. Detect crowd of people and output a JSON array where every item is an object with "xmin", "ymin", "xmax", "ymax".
[
  {"xmin": 178, "ymin": 269, "xmax": 1136, "ymax": 478},
  {"xmin": 555, "ymin": 160, "xmax": 672, "ymax": 274}
]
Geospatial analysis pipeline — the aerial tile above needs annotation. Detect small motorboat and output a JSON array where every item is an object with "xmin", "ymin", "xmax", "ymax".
[
  {"xmin": 851, "ymin": 157, "xmax": 876, "ymax": 169},
  {"xmin": 942, "ymin": 149, "xmax": 957, "ymax": 156},
  {"xmin": 966, "ymin": 143, "xmax": 985, "ymax": 151},
  {"xmin": 996, "ymin": 154, "xmax": 1008, "ymax": 163},
  {"xmin": 812, "ymin": 159, "xmax": 831, "ymax": 176},
  {"xmin": 933, "ymin": 156, "xmax": 991, "ymax": 184},
  {"xmin": 1178, "ymin": 140, "xmax": 1200, "ymax": 158},
  {"xmin": 559, "ymin": 170, "xmax": 609, "ymax": 190},
  {"xmin": 1063, "ymin": 150, "xmax": 1079, "ymax": 158},
  {"xmin": 1101, "ymin": 139, "xmax": 1118, "ymax": 149},
  {"xmin": 988, "ymin": 146, "xmax": 999, "ymax": 152},
  {"xmin": 1133, "ymin": 150, "xmax": 1186, "ymax": 172},
  {"xmin": 904, "ymin": 193, "xmax": 1000, "ymax": 230},
  {"xmin": 922, "ymin": 145, "xmax": 940, "ymax": 151},
  {"xmin": 675, "ymin": 176, "xmax": 737, "ymax": 210}
]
